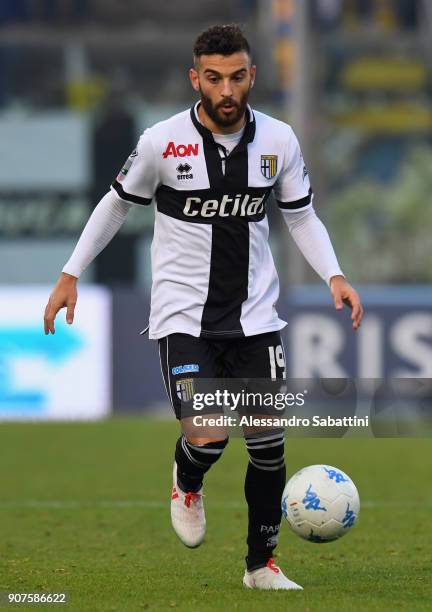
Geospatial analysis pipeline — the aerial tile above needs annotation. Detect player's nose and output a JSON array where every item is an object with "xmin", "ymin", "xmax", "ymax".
[{"xmin": 221, "ymin": 79, "xmax": 233, "ymax": 97}]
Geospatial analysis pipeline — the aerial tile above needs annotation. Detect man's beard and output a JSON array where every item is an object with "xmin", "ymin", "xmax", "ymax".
[{"xmin": 199, "ymin": 88, "xmax": 250, "ymax": 128}]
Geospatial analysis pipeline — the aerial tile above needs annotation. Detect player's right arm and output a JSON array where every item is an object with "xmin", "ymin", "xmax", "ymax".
[
  {"xmin": 44, "ymin": 129, "xmax": 159, "ymax": 335},
  {"xmin": 44, "ymin": 191, "xmax": 132, "ymax": 334},
  {"xmin": 44, "ymin": 271, "xmax": 78, "ymax": 334}
]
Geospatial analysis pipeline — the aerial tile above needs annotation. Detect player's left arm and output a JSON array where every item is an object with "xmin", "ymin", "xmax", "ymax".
[
  {"xmin": 273, "ymin": 126, "xmax": 364, "ymax": 331},
  {"xmin": 282, "ymin": 207, "xmax": 364, "ymax": 330}
]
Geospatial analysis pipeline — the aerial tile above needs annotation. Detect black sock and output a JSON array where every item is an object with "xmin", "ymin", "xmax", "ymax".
[
  {"xmin": 244, "ymin": 431, "xmax": 286, "ymax": 571},
  {"xmin": 174, "ymin": 435, "xmax": 228, "ymax": 493}
]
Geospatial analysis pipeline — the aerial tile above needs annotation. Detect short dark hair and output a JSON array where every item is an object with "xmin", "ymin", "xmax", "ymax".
[{"xmin": 193, "ymin": 24, "xmax": 251, "ymax": 60}]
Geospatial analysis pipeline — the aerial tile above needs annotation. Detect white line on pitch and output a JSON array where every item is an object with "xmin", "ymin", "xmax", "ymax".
[{"xmin": 0, "ymin": 500, "xmax": 431, "ymax": 509}]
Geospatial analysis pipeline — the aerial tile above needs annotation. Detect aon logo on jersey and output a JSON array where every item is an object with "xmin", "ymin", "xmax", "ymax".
[{"xmin": 184, "ymin": 194, "xmax": 265, "ymax": 218}]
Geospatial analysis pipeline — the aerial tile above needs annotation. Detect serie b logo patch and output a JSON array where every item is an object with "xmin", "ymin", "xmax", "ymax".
[{"xmin": 261, "ymin": 155, "xmax": 278, "ymax": 179}]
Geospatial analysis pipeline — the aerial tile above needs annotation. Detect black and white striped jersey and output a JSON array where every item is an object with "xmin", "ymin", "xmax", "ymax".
[{"xmin": 111, "ymin": 102, "xmax": 312, "ymax": 340}]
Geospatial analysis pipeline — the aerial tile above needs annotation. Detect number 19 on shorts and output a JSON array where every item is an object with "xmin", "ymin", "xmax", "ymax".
[{"xmin": 268, "ymin": 345, "xmax": 286, "ymax": 380}]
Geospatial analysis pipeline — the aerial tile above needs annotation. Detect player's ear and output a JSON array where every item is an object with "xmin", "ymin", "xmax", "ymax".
[
  {"xmin": 189, "ymin": 67, "xmax": 200, "ymax": 92},
  {"xmin": 250, "ymin": 64, "xmax": 256, "ymax": 88}
]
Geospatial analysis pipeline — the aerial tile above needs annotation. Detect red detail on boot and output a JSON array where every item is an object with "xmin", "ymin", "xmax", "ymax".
[
  {"xmin": 266, "ymin": 558, "xmax": 280, "ymax": 574},
  {"xmin": 184, "ymin": 492, "xmax": 201, "ymax": 508}
]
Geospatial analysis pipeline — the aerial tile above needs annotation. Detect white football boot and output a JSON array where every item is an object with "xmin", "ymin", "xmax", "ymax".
[
  {"xmin": 171, "ymin": 462, "xmax": 206, "ymax": 548},
  {"xmin": 243, "ymin": 558, "xmax": 303, "ymax": 590}
]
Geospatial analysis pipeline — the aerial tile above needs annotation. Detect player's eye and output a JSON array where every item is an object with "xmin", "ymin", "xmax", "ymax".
[{"xmin": 207, "ymin": 76, "xmax": 219, "ymax": 83}]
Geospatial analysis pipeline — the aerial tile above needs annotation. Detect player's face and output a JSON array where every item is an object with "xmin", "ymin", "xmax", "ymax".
[{"xmin": 190, "ymin": 52, "xmax": 256, "ymax": 130}]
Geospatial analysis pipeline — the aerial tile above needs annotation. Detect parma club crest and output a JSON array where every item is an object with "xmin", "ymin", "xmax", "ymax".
[
  {"xmin": 176, "ymin": 378, "xmax": 195, "ymax": 402},
  {"xmin": 261, "ymin": 155, "xmax": 278, "ymax": 179}
]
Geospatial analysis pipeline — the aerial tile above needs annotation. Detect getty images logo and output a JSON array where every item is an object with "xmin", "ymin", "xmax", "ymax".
[{"xmin": 183, "ymin": 194, "xmax": 265, "ymax": 218}]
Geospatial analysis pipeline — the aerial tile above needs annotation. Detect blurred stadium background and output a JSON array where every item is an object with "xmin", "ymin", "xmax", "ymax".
[{"xmin": 1, "ymin": 0, "xmax": 432, "ymax": 420}]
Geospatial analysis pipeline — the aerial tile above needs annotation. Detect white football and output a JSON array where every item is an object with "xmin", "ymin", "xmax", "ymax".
[{"xmin": 281, "ymin": 464, "xmax": 360, "ymax": 543}]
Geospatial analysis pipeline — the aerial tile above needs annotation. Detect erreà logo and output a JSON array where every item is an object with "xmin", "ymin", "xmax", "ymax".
[{"xmin": 163, "ymin": 142, "xmax": 199, "ymax": 159}]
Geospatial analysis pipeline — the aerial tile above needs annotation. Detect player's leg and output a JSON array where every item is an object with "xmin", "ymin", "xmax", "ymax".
[
  {"xmin": 242, "ymin": 429, "xmax": 301, "ymax": 589},
  {"xmin": 244, "ymin": 428, "xmax": 286, "ymax": 568},
  {"xmin": 229, "ymin": 331, "xmax": 302, "ymax": 589},
  {"xmin": 175, "ymin": 418, "xmax": 229, "ymax": 493},
  {"xmin": 158, "ymin": 333, "xmax": 228, "ymax": 547}
]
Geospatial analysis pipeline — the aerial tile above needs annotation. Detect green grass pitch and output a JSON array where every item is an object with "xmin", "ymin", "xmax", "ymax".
[{"xmin": 1, "ymin": 418, "xmax": 431, "ymax": 611}]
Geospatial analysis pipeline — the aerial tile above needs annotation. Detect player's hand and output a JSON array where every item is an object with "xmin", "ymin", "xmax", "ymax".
[
  {"xmin": 44, "ymin": 272, "xmax": 78, "ymax": 335},
  {"xmin": 330, "ymin": 275, "xmax": 363, "ymax": 331}
]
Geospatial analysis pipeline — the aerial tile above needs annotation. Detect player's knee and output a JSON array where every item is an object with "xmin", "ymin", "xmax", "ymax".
[
  {"xmin": 186, "ymin": 435, "xmax": 229, "ymax": 447},
  {"xmin": 177, "ymin": 435, "xmax": 229, "ymax": 472}
]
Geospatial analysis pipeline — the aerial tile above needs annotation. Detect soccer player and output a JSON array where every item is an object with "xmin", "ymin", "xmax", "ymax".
[{"xmin": 44, "ymin": 25, "xmax": 363, "ymax": 590}]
